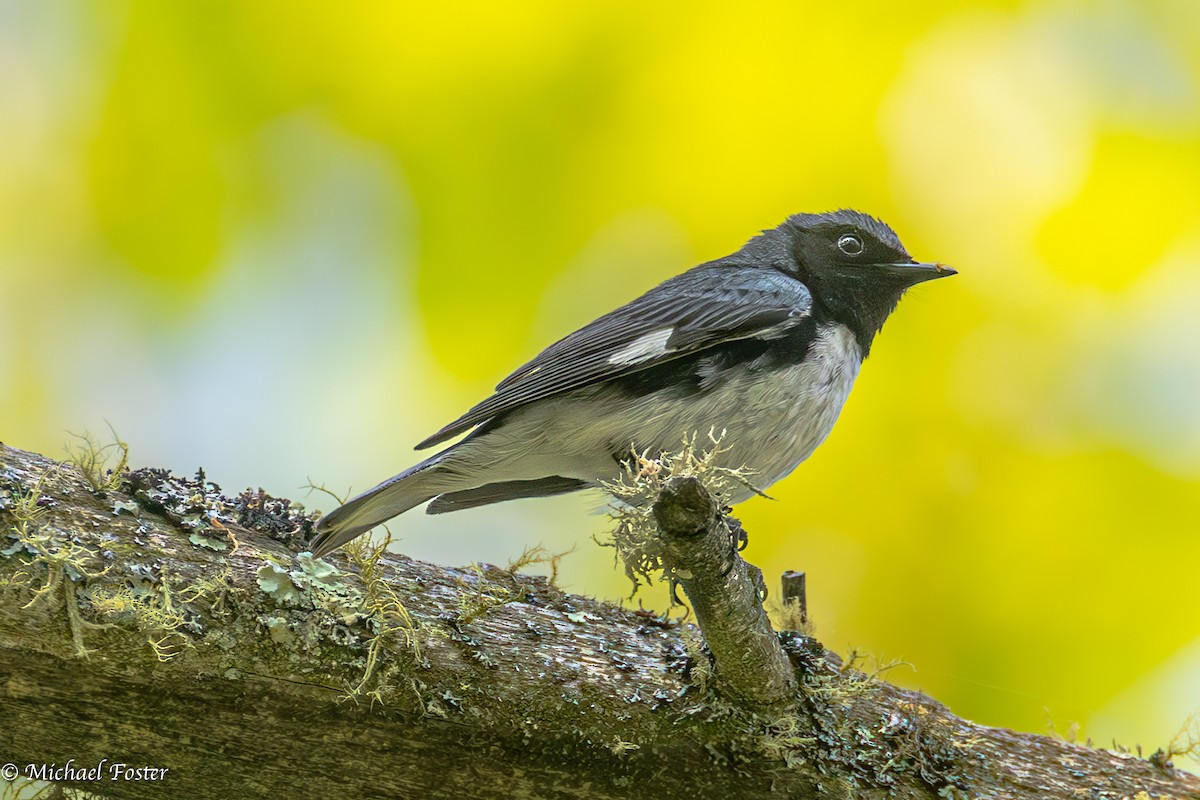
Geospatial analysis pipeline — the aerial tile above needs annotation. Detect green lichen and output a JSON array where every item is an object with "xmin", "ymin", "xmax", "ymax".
[
  {"xmin": 1, "ymin": 468, "xmax": 112, "ymax": 657},
  {"xmin": 770, "ymin": 648, "xmax": 972, "ymax": 795},
  {"xmin": 252, "ymin": 535, "xmax": 424, "ymax": 702},
  {"xmin": 456, "ymin": 562, "xmax": 522, "ymax": 625},
  {"xmin": 0, "ymin": 777, "xmax": 100, "ymax": 799},
  {"xmin": 83, "ymin": 562, "xmax": 230, "ymax": 662},
  {"xmin": 506, "ymin": 543, "xmax": 574, "ymax": 588},
  {"xmin": 1, "ymin": 459, "xmax": 235, "ymax": 663},
  {"xmin": 340, "ymin": 532, "xmax": 422, "ymax": 700},
  {"xmin": 64, "ymin": 425, "xmax": 129, "ymax": 497},
  {"xmin": 1150, "ymin": 709, "xmax": 1200, "ymax": 769}
]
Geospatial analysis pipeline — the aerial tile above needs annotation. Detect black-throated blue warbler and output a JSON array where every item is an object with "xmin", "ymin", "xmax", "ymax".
[{"xmin": 309, "ymin": 209, "xmax": 955, "ymax": 557}]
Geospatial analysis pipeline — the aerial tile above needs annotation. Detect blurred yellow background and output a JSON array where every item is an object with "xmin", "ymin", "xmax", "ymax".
[{"xmin": 2, "ymin": 0, "xmax": 1198, "ymax": 769}]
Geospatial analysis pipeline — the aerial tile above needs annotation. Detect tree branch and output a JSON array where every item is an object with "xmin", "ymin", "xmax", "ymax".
[
  {"xmin": 653, "ymin": 474, "xmax": 796, "ymax": 710},
  {"xmin": 1, "ymin": 441, "xmax": 1197, "ymax": 800}
]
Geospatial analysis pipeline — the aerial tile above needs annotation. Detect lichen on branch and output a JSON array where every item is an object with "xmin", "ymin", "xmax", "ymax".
[{"xmin": 598, "ymin": 431, "xmax": 757, "ymax": 594}]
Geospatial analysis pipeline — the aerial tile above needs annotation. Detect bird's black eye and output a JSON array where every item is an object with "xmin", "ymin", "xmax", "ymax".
[{"xmin": 837, "ymin": 233, "xmax": 864, "ymax": 256}]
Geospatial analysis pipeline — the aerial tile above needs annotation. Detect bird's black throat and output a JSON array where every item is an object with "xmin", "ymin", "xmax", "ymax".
[{"xmin": 807, "ymin": 278, "xmax": 906, "ymax": 357}]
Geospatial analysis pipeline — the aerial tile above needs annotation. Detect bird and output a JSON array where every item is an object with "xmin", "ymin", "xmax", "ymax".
[{"xmin": 308, "ymin": 209, "xmax": 955, "ymax": 558}]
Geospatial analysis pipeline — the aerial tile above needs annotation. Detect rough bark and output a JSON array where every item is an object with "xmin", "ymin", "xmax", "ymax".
[
  {"xmin": 653, "ymin": 474, "xmax": 796, "ymax": 710},
  {"xmin": 0, "ymin": 441, "xmax": 1197, "ymax": 800}
]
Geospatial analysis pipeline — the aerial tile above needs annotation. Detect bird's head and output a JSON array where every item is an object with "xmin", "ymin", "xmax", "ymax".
[{"xmin": 780, "ymin": 209, "xmax": 955, "ymax": 354}]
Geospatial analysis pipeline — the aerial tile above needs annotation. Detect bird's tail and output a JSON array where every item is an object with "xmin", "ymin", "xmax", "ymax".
[{"xmin": 308, "ymin": 455, "xmax": 447, "ymax": 558}]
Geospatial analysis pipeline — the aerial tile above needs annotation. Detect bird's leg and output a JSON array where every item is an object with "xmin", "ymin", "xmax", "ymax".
[
  {"xmin": 666, "ymin": 575, "xmax": 693, "ymax": 621},
  {"xmin": 669, "ymin": 576, "xmax": 686, "ymax": 608},
  {"xmin": 717, "ymin": 512, "xmax": 766, "ymax": 599},
  {"xmin": 722, "ymin": 509, "xmax": 749, "ymax": 551}
]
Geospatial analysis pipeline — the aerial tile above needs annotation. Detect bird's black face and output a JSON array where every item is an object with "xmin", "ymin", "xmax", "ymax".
[{"xmin": 783, "ymin": 209, "xmax": 955, "ymax": 353}]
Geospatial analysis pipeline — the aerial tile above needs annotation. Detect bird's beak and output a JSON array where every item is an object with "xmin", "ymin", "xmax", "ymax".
[{"xmin": 880, "ymin": 261, "xmax": 957, "ymax": 284}]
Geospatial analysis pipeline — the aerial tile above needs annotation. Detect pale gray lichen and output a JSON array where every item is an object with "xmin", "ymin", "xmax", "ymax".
[
  {"xmin": 295, "ymin": 552, "xmax": 342, "ymax": 592},
  {"xmin": 262, "ymin": 615, "xmax": 297, "ymax": 645},
  {"xmin": 256, "ymin": 561, "xmax": 302, "ymax": 605},
  {"xmin": 598, "ymin": 431, "xmax": 758, "ymax": 594},
  {"xmin": 112, "ymin": 499, "xmax": 140, "ymax": 517},
  {"xmin": 189, "ymin": 531, "xmax": 228, "ymax": 551}
]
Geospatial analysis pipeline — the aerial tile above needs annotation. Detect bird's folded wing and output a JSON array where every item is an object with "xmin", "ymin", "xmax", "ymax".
[{"xmin": 416, "ymin": 266, "xmax": 813, "ymax": 449}]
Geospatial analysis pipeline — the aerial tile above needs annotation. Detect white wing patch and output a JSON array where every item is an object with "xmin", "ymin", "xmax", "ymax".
[{"xmin": 607, "ymin": 328, "xmax": 674, "ymax": 365}]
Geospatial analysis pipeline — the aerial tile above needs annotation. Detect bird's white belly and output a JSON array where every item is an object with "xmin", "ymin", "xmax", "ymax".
[
  {"xmin": 620, "ymin": 323, "xmax": 861, "ymax": 500},
  {"xmin": 460, "ymin": 324, "xmax": 863, "ymax": 504}
]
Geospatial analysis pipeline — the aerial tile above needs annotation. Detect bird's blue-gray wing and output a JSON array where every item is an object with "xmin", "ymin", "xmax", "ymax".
[{"xmin": 416, "ymin": 266, "xmax": 812, "ymax": 449}]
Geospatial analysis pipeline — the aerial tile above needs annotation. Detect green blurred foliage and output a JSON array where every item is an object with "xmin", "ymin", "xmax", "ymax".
[{"xmin": 2, "ymin": 0, "xmax": 1198, "ymax": 770}]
